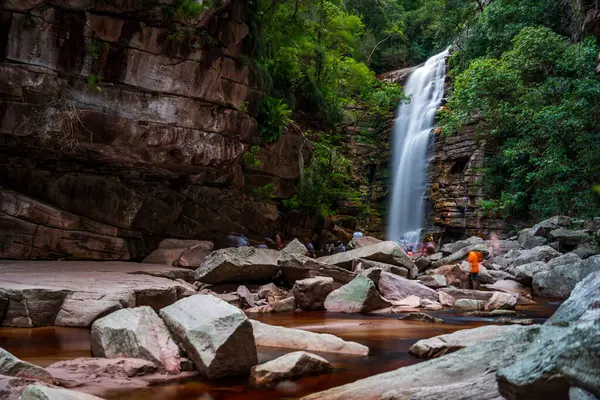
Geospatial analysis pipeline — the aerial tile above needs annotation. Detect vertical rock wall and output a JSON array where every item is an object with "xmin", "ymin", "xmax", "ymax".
[
  {"xmin": 0, "ymin": 0, "xmax": 308, "ymax": 260},
  {"xmin": 426, "ymin": 119, "xmax": 505, "ymax": 240}
]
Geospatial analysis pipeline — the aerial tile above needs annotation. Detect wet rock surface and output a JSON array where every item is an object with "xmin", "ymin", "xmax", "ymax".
[
  {"xmin": 195, "ymin": 247, "xmax": 280, "ymax": 284},
  {"xmin": 159, "ymin": 294, "xmax": 257, "ymax": 379},
  {"xmin": 409, "ymin": 325, "xmax": 522, "ymax": 358},
  {"xmin": 278, "ymin": 254, "xmax": 356, "ymax": 286},
  {"xmin": 324, "ymin": 276, "xmax": 391, "ymax": 313},
  {"xmin": 292, "ymin": 277, "xmax": 335, "ymax": 311},
  {"xmin": 378, "ymin": 272, "xmax": 439, "ymax": 302},
  {"xmin": 0, "ymin": 348, "xmax": 53, "ymax": 383},
  {"xmin": 90, "ymin": 307, "xmax": 181, "ymax": 373},
  {"xmin": 0, "ymin": 261, "xmax": 194, "ymax": 327},
  {"xmin": 250, "ymin": 320, "xmax": 369, "ymax": 356},
  {"xmin": 318, "ymin": 242, "xmax": 415, "ymax": 274},
  {"xmin": 249, "ymin": 351, "xmax": 333, "ymax": 388}
]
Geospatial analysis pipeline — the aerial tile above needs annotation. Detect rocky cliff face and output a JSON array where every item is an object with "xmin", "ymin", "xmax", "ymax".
[
  {"xmin": 0, "ymin": 0, "xmax": 308, "ymax": 260},
  {"xmin": 426, "ymin": 118, "xmax": 505, "ymax": 240}
]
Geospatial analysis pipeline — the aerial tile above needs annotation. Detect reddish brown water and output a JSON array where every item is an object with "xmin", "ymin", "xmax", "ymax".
[{"xmin": 0, "ymin": 303, "xmax": 559, "ymax": 399}]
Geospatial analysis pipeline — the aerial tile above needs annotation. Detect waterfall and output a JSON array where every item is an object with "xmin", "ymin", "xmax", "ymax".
[{"xmin": 387, "ymin": 49, "xmax": 449, "ymax": 246}]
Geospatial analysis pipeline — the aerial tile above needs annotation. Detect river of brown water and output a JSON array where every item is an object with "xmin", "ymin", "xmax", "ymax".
[{"xmin": 0, "ymin": 302, "xmax": 559, "ymax": 399}]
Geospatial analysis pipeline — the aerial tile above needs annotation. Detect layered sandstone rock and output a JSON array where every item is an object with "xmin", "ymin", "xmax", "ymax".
[
  {"xmin": 0, "ymin": 260, "xmax": 193, "ymax": 327},
  {"xmin": 0, "ymin": 0, "xmax": 308, "ymax": 261}
]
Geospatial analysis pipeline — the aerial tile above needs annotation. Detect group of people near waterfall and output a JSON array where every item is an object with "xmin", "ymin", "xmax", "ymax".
[
  {"xmin": 225, "ymin": 230, "xmax": 366, "ymax": 259},
  {"xmin": 227, "ymin": 230, "xmax": 485, "ymax": 290}
]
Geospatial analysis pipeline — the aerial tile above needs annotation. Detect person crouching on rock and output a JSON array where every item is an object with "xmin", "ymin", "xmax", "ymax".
[{"xmin": 467, "ymin": 251, "xmax": 483, "ymax": 290}]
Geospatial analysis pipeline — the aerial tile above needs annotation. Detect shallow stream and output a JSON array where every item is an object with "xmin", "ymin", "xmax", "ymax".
[{"xmin": 0, "ymin": 303, "xmax": 559, "ymax": 399}]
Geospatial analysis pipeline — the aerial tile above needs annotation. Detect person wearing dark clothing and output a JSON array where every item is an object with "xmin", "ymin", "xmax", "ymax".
[{"xmin": 305, "ymin": 239, "xmax": 316, "ymax": 258}]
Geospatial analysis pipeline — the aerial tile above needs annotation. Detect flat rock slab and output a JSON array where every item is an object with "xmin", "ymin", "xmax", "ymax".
[
  {"xmin": 249, "ymin": 351, "xmax": 333, "ymax": 388},
  {"xmin": 409, "ymin": 325, "xmax": 522, "ymax": 358},
  {"xmin": 0, "ymin": 261, "xmax": 195, "ymax": 328},
  {"xmin": 45, "ymin": 357, "xmax": 197, "ymax": 395},
  {"xmin": 250, "ymin": 320, "xmax": 369, "ymax": 356}
]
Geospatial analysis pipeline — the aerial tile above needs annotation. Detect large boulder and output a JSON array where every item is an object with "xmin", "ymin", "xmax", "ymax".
[
  {"xmin": 530, "ymin": 216, "xmax": 571, "ymax": 237},
  {"xmin": 280, "ymin": 239, "xmax": 308, "ymax": 258},
  {"xmin": 250, "ymin": 320, "xmax": 369, "ymax": 356},
  {"xmin": 249, "ymin": 351, "xmax": 333, "ymax": 388},
  {"xmin": 352, "ymin": 259, "xmax": 409, "ymax": 278},
  {"xmin": 175, "ymin": 242, "xmax": 214, "ymax": 269},
  {"xmin": 54, "ymin": 292, "xmax": 124, "ymax": 328},
  {"xmin": 484, "ymin": 292, "xmax": 518, "ymax": 311},
  {"xmin": 571, "ymin": 244, "xmax": 599, "ymax": 260},
  {"xmin": 257, "ymin": 283, "xmax": 283, "ymax": 299},
  {"xmin": 533, "ymin": 255, "xmax": 600, "ymax": 299},
  {"xmin": 441, "ymin": 237, "xmax": 484, "ymax": 256},
  {"xmin": 324, "ymin": 276, "xmax": 391, "ymax": 313},
  {"xmin": 195, "ymin": 247, "xmax": 279, "ymax": 284},
  {"xmin": 278, "ymin": 254, "xmax": 355, "ymax": 286},
  {"xmin": 302, "ymin": 267, "xmax": 599, "ymax": 400},
  {"xmin": 159, "ymin": 295, "xmax": 257, "ymax": 379},
  {"xmin": 271, "ymin": 297, "xmax": 296, "ymax": 313},
  {"xmin": 317, "ymin": 242, "xmax": 415, "ymax": 276},
  {"xmin": 378, "ymin": 272, "xmax": 439, "ymax": 302},
  {"xmin": 549, "ymin": 229, "xmax": 593, "ymax": 249},
  {"xmin": 496, "ymin": 309, "xmax": 600, "ymax": 399},
  {"xmin": 509, "ymin": 261, "xmax": 549, "ymax": 285},
  {"xmin": 548, "ymin": 271, "xmax": 600, "ymax": 325},
  {"xmin": 0, "ymin": 348, "xmax": 53, "ymax": 382},
  {"xmin": 301, "ymin": 326, "xmax": 542, "ymax": 400},
  {"xmin": 409, "ymin": 325, "xmax": 523, "ymax": 358},
  {"xmin": 292, "ymin": 277, "xmax": 335, "ymax": 311},
  {"xmin": 517, "ymin": 229, "xmax": 547, "ymax": 250},
  {"xmin": 433, "ymin": 242, "xmax": 492, "ymax": 268},
  {"xmin": 511, "ymin": 245, "xmax": 560, "ymax": 267},
  {"xmin": 19, "ymin": 385, "xmax": 104, "ymax": 400},
  {"xmin": 90, "ymin": 306, "xmax": 181, "ymax": 373}
]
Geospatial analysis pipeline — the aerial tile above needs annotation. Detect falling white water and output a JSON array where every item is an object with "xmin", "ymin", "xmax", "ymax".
[{"xmin": 387, "ymin": 49, "xmax": 449, "ymax": 246}]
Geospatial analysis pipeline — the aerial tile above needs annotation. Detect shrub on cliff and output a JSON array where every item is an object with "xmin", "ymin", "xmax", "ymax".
[{"xmin": 257, "ymin": 97, "xmax": 292, "ymax": 144}]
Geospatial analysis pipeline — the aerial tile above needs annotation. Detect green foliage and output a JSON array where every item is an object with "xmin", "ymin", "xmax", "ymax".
[
  {"xmin": 284, "ymin": 143, "xmax": 363, "ymax": 218},
  {"xmin": 247, "ymin": 0, "xmax": 404, "ymax": 126},
  {"xmin": 252, "ymin": 183, "xmax": 276, "ymax": 201},
  {"xmin": 442, "ymin": 23, "xmax": 600, "ymax": 219},
  {"xmin": 87, "ymin": 74, "xmax": 102, "ymax": 92},
  {"xmin": 242, "ymin": 145, "xmax": 261, "ymax": 169},
  {"xmin": 173, "ymin": 0, "xmax": 212, "ymax": 19},
  {"xmin": 257, "ymin": 97, "xmax": 292, "ymax": 143},
  {"xmin": 87, "ymin": 41, "xmax": 105, "ymax": 60}
]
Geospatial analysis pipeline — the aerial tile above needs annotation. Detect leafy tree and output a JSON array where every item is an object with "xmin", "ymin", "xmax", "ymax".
[{"xmin": 442, "ymin": 25, "xmax": 600, "ymax": 219}]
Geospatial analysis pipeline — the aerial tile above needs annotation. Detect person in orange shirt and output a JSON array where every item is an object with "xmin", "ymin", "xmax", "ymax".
[{"xmin": 467, "ymin": 251, "xmax": 484, "ymax": 290}]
